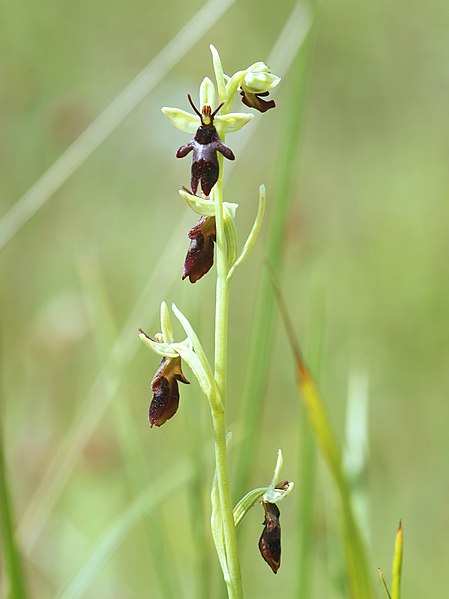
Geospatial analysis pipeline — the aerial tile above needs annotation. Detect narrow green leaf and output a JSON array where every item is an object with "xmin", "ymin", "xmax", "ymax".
[
  {"xmin": 297, "ymin": 289, "xmax": 325, "ymax": 599},
  {"xmin": 57, "ymin": 462, "xmax": 194, "ymax": 599},
  {"xmin": 378, "ymin": 568, "xmax": 392, "ymax": 599},
  {"xmin": 391, "ymin": 521, "xmax": 403, "ymax": 599},
  {"xmin": 270, "ymin": 272, "xmax": 374, "ymax": 599},
  {"xmin": 78, "ymin": 260, "xmax": 182, "ymax": 599},
  {"xmin": 233, "ymin": 0, "xmax": 315, "ymax": 500},
  {"xmin": 0, "ymin": 413, "xmax": 28, "ymax": 598}
]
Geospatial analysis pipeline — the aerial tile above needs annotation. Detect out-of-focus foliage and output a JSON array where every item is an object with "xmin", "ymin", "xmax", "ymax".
[{"xmin": 1, "ymin": 0, "xmax": 448, "ymax": 597}]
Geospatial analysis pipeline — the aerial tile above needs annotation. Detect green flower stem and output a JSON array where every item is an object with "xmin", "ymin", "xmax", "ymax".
[{"xmin": 211, "ymin": 157, "xmax": 243, "ymax": 598}]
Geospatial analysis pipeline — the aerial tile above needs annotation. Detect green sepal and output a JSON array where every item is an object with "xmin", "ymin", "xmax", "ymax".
[
  {"xmin": 232, "ymin": 449, "xmax": 295, "ymax": 529},
  {"xmin": 210, "ymin": 44, "xmax": 226, "ymax": 106},
  {"xmin": 139, "ymin": 331, "xmax": 180, "ymax": 358},
  {"xmin": 160, "ymin": 301, "xmax": 174, "ymax": 344},
  {"xmin": 215, "ymin": 113, "xmax": 253, "ymax": 135},
  {"xmin": 161, "ymin": 107, "xmax": 198, "ymax": 134},
  {"xmin": 200, "ymin": 77, "xmax": 216, "ymax": 109}
]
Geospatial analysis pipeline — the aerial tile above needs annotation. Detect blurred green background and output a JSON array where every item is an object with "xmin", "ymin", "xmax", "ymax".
[{"xmin": 1, "ymin": 0, "xmax": 448, "ymax": 597}]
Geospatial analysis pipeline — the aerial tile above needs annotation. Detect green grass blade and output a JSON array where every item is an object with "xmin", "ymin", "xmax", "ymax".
[
  {"xmin": 17, "ymin": 215, "xmax": 189, "ymax": 556},
  {"xmin": 297, "ymin": 419, "xmax": 316, "ymax": 598},
  {"xmin": 299, "ymin": 360, "xmax": 372, "ymax": 599},
  {"xmin": 188, "ymin": 432, "xmax": 212, "ymax": 599},
  {"xmin": 378, "ymin": 568, "xmax": 392, "ymax": 599},
  {"xmin": 233, "ymin": 1, "xmax": 314, "ymax": 498},
  {"xmin": 184, "ymin": 299, "xmax": 214, "ymax": 599},
  {"xmin": 297, "ymin": 290, "xmax": 325, "ymax": 598},
  {"xmin": 57, "ymin": 461, "xmax": 194, "ymax": 599},
  {"xmin": 79, "ymin": 259, "xmax": 182, "ymax": 599},
  {"xmin": 0, "ymin": 406, "xmax": 28, "ymax": 598},
  {"xmin": 391, "ymin": 521, "xmax": 403, "ymax": 599},
  {"xmin": 271, "ymin": 276, "xmax": 374, "ymax": 599},
  {"xmin": 343, "ymin": 371, "xmax": 370, "ymax": 546}
]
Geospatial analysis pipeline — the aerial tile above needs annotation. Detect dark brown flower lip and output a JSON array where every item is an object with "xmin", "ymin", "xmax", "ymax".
[
  {"xmin": 149, "ymin": 355, "xmax": 189, "ymax": 427},
  {"xmin": 149, "ymin": 372, "xmax": 178, "ymax": 427},
  {"xmin": 258, "ymin": 501, "xmax": 281, "ymax": 574},
  {"xmin": 240, "ymin": 89, "xmax": 276, "ymax": 113},
  {"xmin": 275, "ymin": 480, "xmax": 289, "ymax": 491},
  {"xmin": 182, "ymin": 216, "xmax": 216, "ymax": 284}
]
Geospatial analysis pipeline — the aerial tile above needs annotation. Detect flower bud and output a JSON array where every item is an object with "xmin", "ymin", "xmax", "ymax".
[
  {"xmin": 183, "ymin": 216, "xmax": 216, "ymax": 283},
  {"xmin": 240, "ymin": 63, "xmax": 280, "ymax": 113},
  {"xmin": 258, "ymin": 501, "xmax": 281, "ymax": 574},
  {"xmin": 149, "ymin": 356, "xmax": 189, "ymax": 427},
  {"xmin": 242, "ymin": 71, "xmax": 280, "ymax": 94}
]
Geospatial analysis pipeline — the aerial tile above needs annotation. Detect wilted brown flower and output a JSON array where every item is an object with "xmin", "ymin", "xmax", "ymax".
[
  {"xmin": 183, "ymin": 215, "xmax": 216, "ymax": 283},
  {"xmin": 258, "ymin": 501, "xmax": 281, "ymax": 574},
  {"xmin": 149, "ymin": 356, "xmax": 189, "ymax": 427}
]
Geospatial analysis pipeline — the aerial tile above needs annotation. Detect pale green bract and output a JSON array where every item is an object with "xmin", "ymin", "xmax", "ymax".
[{"xmin": 179, "ymin": 188, "xmax": 238, "ymax": 218}]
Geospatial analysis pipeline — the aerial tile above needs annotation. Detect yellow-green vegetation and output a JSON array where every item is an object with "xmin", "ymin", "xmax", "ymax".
[{"xmin": 1, "ymin": 0, "xmax": 447, "ymax": 597}]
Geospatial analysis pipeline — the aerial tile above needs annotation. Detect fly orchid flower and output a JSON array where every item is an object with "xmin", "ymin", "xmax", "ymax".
[
  {"xmin": 179, "ymin": 187, "xmax": 238, "ymax": 284},
  {"xmin": 176, "ymin": 96, "xmax": 235, "ymax": 196},
  {"xmin": 230, "ymin": 450, "xmax": 294, "ymax": 574},
  {"xmin": 139, "ymin": 303, "xmax": 192, "ymax": 427}
]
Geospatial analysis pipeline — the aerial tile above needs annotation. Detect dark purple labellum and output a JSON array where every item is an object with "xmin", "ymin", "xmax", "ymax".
[
  {"xmin": 258, "ymin": 501, "xmax": 281, "ymax": 574},
  {"xmin": 149, "ymin": 356, "xmax": 189, "ymax": 427},
  {"xmin": 240, "ymin": 89, "xmax": 276, "ymax": 113},
  {"xmin": 183, "ymin": 215, "xmax": 216, "ymax": 283},
  {"xmin": 176, "ymin": 95, "xmax": 235, "ymax": 197}
]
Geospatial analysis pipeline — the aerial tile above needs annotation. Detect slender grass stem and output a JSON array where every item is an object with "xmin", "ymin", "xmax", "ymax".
[
  {"xmin": 270, "ymin": 273, "xmax": 374, "ymax": 599},
  {"xmin": 18, "ymin": 216, "xmax": 189, "ymax": 555},
  {"xmin": 234, "ymin": 9, "xmax": 315, "ymax": 499},
  {"xmin": 211, "ymin": 165, "xmax": 243, "ymax": 598},
  {"xmin": 78, "ymin": 260, "xmax": 181, "ymax": 599},
  {"xmin": 297, "ymin": 292, "xmax": 325, "ymax": 598},
  {"xmin": 0, "ymin": 415, "xmax": 27, "ymax": 599},
  {"xmin": 391, "ymin": 521, "xmax": 403, "ymax": 599}
]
